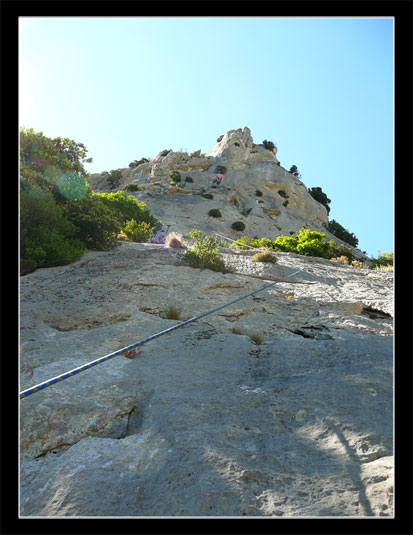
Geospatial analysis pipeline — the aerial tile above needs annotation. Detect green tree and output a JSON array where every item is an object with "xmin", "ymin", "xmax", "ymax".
[
  {"xmin": 20, "ymin": 128, "xmax": 92, "ymax": 201},
  {"xmin": 307, "ymin": 186, "xmax": 331, "ymax": 215},
  {"xmin": 327, "ymin": 219, "xmax": 358, "ymax": 247},
  {"xmin": 263, "ymin": 140, "xmax": 276, "ymax": 152},
  {"xmin": 288, "ymin": 165, "xmax": 301, "ymax": 178}
]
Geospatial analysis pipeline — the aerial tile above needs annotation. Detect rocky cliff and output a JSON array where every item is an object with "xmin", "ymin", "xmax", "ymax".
[
  {"xmin": 20, "ymin": 238, "xmax": 393, "ymax": 516},
  {"xmin": 87, "ymin": 127, "xmax": 364, "ymax": 258}
]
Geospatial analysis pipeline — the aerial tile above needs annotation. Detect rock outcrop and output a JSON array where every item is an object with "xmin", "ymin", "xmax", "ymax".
[
  {"xmin": 87, "ymin": 127, "xmax": 363, "ymax": 258},
  {"xmin": 20, "ymin": 242, "xmax": 393, "ymax": 516}
]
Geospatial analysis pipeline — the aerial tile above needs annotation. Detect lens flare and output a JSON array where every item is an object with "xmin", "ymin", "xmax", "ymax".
[{"xmin": 57, "ymin": 172, "xmax": 89, "ymax": 200}]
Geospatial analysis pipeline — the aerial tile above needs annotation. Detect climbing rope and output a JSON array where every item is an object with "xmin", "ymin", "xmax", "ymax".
[{"xmin": 20, "ymin": 267, "xmax": 305, "ymax": 399}]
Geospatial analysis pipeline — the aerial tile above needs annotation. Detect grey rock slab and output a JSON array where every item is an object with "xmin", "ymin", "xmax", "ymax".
[
  {"xmin": 20, "ymin": 237, "xmax": 393, "ymax": 517},
  {"xmin": 20, "ymin": 331, "xmax": 393, "ymax": 517}
]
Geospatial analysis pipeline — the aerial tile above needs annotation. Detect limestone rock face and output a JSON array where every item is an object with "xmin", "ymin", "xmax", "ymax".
[
  {"xmin": 20, "ymin": 242, "xmax": 393, "ymax": 517},
  {"xmin": 86, "ymin": 127, "xmax": 360, "ymax": 259}
]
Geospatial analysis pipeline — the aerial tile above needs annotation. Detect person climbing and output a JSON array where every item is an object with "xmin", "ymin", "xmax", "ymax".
[{"xmin": 211, "ymin": 173, "xmax": 224, "ymax": 188}]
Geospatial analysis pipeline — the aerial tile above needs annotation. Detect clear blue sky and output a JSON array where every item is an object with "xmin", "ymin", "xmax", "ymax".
[{"xmin": 19, "ymin": 17, "xmax": 394, "ymax": 258}]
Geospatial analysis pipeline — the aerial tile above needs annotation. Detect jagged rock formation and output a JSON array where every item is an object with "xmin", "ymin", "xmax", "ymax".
[
  {"xmin": 20, "ymin": 242, "xmax": 393, "ymax": 516},
  {"xmin": 87, "ymin": 127, "xmax": 364, "ymax": 258}
]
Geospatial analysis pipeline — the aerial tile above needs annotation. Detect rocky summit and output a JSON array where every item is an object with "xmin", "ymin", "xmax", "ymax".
[
  {"xmin": 87, "ymin": 127, "xmax": 365, "ymax": 258},
  {"xmin": 19, "ymin": 128, "xmax": 393, "ymax": 517}
]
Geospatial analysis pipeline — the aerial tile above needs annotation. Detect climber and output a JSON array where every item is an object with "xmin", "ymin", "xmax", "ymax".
[{"xmin": 211, "ymin": 174, "xmax": 224, "ymax": 188}]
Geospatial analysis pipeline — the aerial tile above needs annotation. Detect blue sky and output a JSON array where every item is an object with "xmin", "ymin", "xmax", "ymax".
[{"xmin": 19, "ymin": 17, "xmax": 394, "ymax": 257}]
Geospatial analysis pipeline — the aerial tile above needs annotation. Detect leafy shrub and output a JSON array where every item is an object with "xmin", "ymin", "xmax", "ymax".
[
  {"xmin": 21, "ymin": 226, "xmax": 85, "ymax": 274},
  {"xmin": 169, "ymin": 170, "xmax": 181, "ymax": 183},
  {"xmin": 327, "ymin": 219, "xmax": 358, "ymax": 247},
  {"xmin": 231, "ymin": 221, "xmax": 246, "ymax": 232},
  {"xmin": 283, "ymin": 200, "xmax": 289, "ymax": 207},
  {"xmin": 371, "ymin": 250, "xmax": 393, "ymax": 269},
  {"xmin": 255, "ymin": 190, "xmax": 263, "ymax": 197},
  {"xmin": 185, "ymin": 176, "xmax": 193, "ymax": 183},
  {"xmin": 122, "ymin": 183, "xmax": 143, "ymax": 192},
  {"xmin": 97, "ymin": 190, "xmax": 161, "ymax": 231},
  {"xmin": 102, "ymin": 169, "xmax": 123, "ymax": 190},
  {"xmin": 252, "ymin": 250, "xmax": 278, "ymax": 263},
  {"xmin": 229, "ymin": 235, "xmax": 255, "ymax": 250},
  {"xmin": 278, "ymin": 190, "xmax": 288, "ymax": 198},
  {"xmin": 160, "ymin": 149, "xmax": 171, "ymax": 157},
  {"xmin": 63, "ymin": 193, "xmax": 123, "ymax": 250},
  {"xmin": 263, "ymin": 139, "xmax": 276, "ymax": 152},
  {"xmin": 208, "ymin": 208, "xmax": 222, "ymax": 218},
  {"xmin": 217, "ymin": 135, "xmax": 224, "ymax": 143},
  {"xmin": 122, "ymin": 219, "xmax": 154, "ymax": 243},
  {"xmin": 183, "ymin": 229, "xmax": 228, "ymax": 272},
  {"xmin": 201, "ymin": 193, "xmax": 213, "ymax": 200},
  {"xmin": 20, "ymin": 188, "xmax": 86, "ymax": 273}
]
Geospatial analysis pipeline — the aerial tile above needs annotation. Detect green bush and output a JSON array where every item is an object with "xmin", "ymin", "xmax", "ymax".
[
  {"xmin": 63, "ymin": 193, "xmax": 123, "ymax": 250},
  {"xmin": 255, "ymin": 190, "xmax": 263, "ymax": 197},
  {"xmin": 122, "ymin": 219, "xmax": 154, "ymax": 243},
  {"xmin": 185, "ymin": 176, "xmax": 193, "ymax": 183},
  {"xmin": 217, "ymin": 135, "xmax": 224, "ymax": 143},
  {"xmin": 97, "ymin": 190, "xmax": 161, "ymax": 230},
  {"xmin": 201, "ymin": 193, "xmax": 213, "ymax": 200},
  {"xmin": 20, "ymin": 186, "xmax": 86, "ymax": 274},
  {"xmin": 229, "ymin": 236, "xmax": 254, "ymax": 250},
  {"xmin": 231, "ymin": 221, "xmax": 246, "ymax": 232},
  {"xmin": 183, "ymin": 229, "xmax": 228, "ymax": 272},
  {"xmin": 208, "ymin": 208, "xmax": 222, "ymax": 218},
  {"xmin": 370, "ymin": 250, "xmax": 393, "ymax": 268},
  {"xmin": 229, "ymin": 228, "xmax": 346, "ymax": 260},
  {"xmin": 122, "ymin": 183, "xmax": 142, "ymax": 192},
  {"xmin": 168, "ymin": 170, "xmax": 181, "ymax": 183},
  {"xmin": 278, "ymin": 190, "xmax": 288, "ymax": 199}
]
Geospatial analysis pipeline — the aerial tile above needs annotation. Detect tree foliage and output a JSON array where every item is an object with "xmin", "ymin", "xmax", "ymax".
[
  {"xmin": 19, "ymin": 128, "xmax": 161, "ymax": 274},
  {"xmin": 307, "ymin": 186, "xmax": 331, "ymax": 214},
  {"xmin": 327, "ymin": 219, "xmax": 358, "ymax": 247}
]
